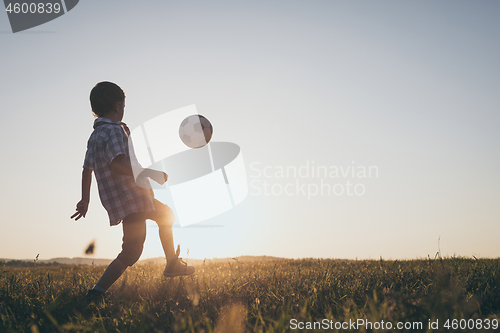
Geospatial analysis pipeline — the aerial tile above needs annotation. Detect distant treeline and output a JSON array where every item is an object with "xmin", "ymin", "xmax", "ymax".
[
  {"xmin": 0, "ymin": 255, "xmax": 292, "ymax": 267},
  {"xmin": 1, "ymin": 260, "xmax": 62, "ymax": 267}
]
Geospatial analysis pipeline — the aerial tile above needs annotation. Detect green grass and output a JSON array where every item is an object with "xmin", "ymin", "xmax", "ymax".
[{"xmin": 1, "ymin": 258, "xmax": 499, "ymax": 332}]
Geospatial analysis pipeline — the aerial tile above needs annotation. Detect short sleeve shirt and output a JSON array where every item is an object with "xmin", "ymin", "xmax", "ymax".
[{"xmin": 83, "ymin": 117, "xmax": 154, "ymax": 226}]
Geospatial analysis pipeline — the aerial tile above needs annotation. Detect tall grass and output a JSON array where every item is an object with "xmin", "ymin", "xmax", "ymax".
[{"xmin": 1, "ymin": 258, "xmax": 499, "ymax": 332}]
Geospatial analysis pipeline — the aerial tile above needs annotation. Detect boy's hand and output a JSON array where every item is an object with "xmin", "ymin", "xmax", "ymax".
[
  {"xmin": 150, "ymin": 171, "xmax": 168, "ymax": 185},
  {"xmin": 71, "ymin": 200, "xmax": 89, "ymax": 221}
]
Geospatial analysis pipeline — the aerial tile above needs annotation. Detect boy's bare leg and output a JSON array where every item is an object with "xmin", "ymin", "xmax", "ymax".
[
  {"xmin": 150, "ymin": 199, "xmax": 194, "ymax": 276},
  {"xmin": 94, "ymin": 258, "xmax": 128, "ymax": 292},
  {"xmin": 92, "ymin": 212, "xmax": 146, "ymax": 293},
  {"xmin": 158, "ymin": 224, "xmax": 176, "ymax": 260},
  {"xmin": 150, "ymin": 199, "xmax": 176, "ymax": 261}
]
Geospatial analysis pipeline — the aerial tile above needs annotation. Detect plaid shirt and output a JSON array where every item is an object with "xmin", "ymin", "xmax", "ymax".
[{"xmin": 83, "ymin": 117, "xmax": 154, "ymax": 226}]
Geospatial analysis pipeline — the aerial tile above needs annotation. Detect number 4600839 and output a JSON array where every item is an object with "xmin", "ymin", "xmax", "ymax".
[{"xmin": 5, "ymin": 2, "xmax": 61, "ymax": 14}]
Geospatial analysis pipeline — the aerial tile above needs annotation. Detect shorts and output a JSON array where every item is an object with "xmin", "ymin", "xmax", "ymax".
[{"xmin": 116, "ymin": 198, "xmax": 174, "ymax": 266}]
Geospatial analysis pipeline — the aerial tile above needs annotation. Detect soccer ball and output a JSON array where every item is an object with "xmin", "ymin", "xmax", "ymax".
[{"xmin": 179, "ymin": 114, "xmax": 213, "ymax": 148}]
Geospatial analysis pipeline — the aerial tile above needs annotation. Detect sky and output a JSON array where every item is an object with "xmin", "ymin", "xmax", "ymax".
[{"xmin": 0, "ymin": 0, "xmax": 499, "ymax": 261}]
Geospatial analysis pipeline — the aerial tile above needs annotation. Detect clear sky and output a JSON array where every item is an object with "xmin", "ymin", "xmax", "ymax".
[{"xmin": 1, "ymin": 0, "xmax": 499, "ymax": 261}]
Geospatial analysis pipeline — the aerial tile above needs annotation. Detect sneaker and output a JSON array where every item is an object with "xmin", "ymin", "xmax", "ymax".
[{"xmin": 163, "ymin": 246, "xmax": 195, "ymax": 277}]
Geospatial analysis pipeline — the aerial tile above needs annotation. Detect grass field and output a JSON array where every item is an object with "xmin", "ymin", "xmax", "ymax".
[{"xmin": 1, "ymin": 258, "xmax": 499, "ymax": 332}]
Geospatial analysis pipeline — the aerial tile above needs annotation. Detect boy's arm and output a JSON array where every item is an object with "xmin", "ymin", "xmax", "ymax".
[
  {"xmin": 71, "ymin": 168, "xmax": 92, "ymax": 221},
  {"xmin": 111, "ymin": 154, "xmax": 168, "ymax": 184},
  {"xmin": 81, "ymin": 167, "xmax": 92, "ymax": 203}
]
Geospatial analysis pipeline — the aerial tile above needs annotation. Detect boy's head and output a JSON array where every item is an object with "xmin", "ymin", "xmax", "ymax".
[{"xmin": 90, "ymin": 81, "xmax": 126, "ymax": 119}]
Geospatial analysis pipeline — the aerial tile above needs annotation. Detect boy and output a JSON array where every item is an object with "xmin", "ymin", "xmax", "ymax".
[{"xmin": 71, "ymin": 81, "xmax": 194, "ymax": 298}]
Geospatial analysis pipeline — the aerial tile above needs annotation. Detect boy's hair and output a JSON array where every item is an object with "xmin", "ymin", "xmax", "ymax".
[{"xmin": 89, "ymin": 81, "xmax": 125, "ymax": 117}]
